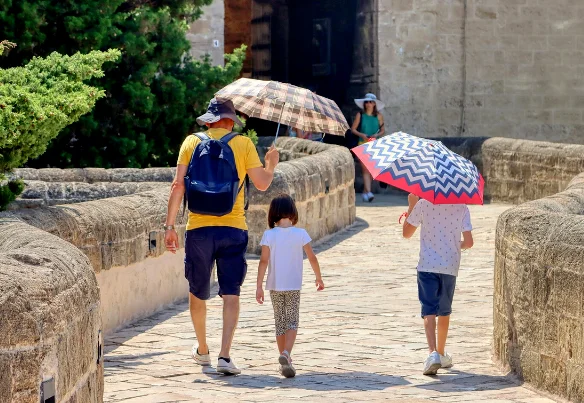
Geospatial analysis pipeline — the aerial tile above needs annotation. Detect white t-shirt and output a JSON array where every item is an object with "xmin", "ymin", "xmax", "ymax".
[
  {"xmin": 406, "ymin": 199, "xmax": 472, "ymax": 277},
  {"xmin": 260, "ymin": 227, "xmax": 312, "ymax": 291}
]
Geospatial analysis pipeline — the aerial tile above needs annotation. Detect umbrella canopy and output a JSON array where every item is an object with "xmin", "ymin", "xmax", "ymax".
[
  {"xmin": 352, "ymin": 132, "xmax": 484, "ymax": 205},
  {"xmin": 215, "ymin": 78, "xmax": 349, "ymax": 136}
]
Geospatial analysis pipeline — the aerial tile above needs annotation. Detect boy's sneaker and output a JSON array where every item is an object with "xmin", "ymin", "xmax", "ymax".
[
  {"xmin": 440, "ymin": 352, "xmax": 453, "ymax": 368},
  {"xmin": 367, "ymin": 192, "xmax": 375, "ymax": 202},
  {"xmin": 217, "ymin": 357, "xmax": 241, "ymax": 375},
  {"xmin": 362, "ymin": 193, "xmax": 370, "ymax": 202},
  {"xmin": 423, "ymin": 351, "xmax": 441, "ymax": 375},
  {"xmin": 191, "ymin": 345, "xmax": 211, "ymax": 366}
]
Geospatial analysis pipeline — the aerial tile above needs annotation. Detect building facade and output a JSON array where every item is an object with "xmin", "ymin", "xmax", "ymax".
[{"xmin": 190, "ymin": 0, "xmax": 584, "ymax": 144}]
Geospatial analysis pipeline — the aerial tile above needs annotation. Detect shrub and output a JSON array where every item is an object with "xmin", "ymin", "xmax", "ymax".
[{"xmin": 0, "ymin": 48, "xmax": 120, "ymax": 209}]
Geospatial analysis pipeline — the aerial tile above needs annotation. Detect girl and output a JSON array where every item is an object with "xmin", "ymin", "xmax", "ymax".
[
  {"xmin": 256, "ymin": 194, "xmax": 324, "ymax": 378},
  {"xmin": 351, "ymin": 93, "xmax": 386, "ymax": 202}
]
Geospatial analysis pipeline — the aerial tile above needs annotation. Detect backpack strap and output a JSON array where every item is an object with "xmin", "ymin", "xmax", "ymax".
[
  {"xmin": 183, "ymin": 132, "xmax": 211, "ymax": 215},
  {"xmin": 194, "ymin": 132, "xmax": 210, "ymax": 141},
  {"xmin": 220, "ymin": 132, "xmax": 251, "ymax": 211}
]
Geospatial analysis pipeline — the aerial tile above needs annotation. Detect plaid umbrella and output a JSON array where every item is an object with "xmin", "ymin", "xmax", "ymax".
[
  {"xmin": 353, "ymin": 132, "xmax": 484, "ymax": 204},
  {"xmin": 215, "ymin": 78, "xmax": 349, "ymax": 137}
]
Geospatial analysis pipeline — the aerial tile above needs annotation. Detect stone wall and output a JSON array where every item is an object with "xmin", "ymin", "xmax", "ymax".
[
  {"xmin": 4, "ymin": 139, "xmax": 354, "ymax": 333},
  {"xmin": 493, "ymin": 172, "xmax": 584, "ymax": 402},
  {"xmin": 0, "ymin": 218, "xmax": 102, "ymax": 403},
  {"xmin": 10, "ymin": 167, "xmax": 173, "ymax": 209},
  {"xmin": 354, "ymin": 136, "xmax": 584, "ymax": 204},
  {"xmin": 187, "ymin": 0, "xmax": 225, "ymax": 65},
  {"xmin": 249, "ymin": 137, "xmax": 356, "ymax": 253},
  {"xmin": 378, "ymin": 0, "xmax": 584, "ymax": 144}
]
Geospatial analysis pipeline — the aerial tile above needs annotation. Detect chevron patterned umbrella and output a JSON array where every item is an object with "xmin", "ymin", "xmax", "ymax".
[
  {"xmin": 352, "ymin": 132, "xmax": 484, "ymax": 204},
  {"xmin": 215, "ymin": 78, "xmax": 349, "ymax": 138}
]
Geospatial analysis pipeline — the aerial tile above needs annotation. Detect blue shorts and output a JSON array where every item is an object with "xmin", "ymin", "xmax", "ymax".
[
  {"xmin": 184, "ymin": 227, "xmax": 248, "ymax": 300},
  {"xmin": 417, "ymin": 271, "xmax": 457, "ymax": 318}
]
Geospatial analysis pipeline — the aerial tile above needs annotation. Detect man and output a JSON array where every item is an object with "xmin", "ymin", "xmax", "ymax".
[{"xmin": 164, "ymin": 98, "xmax": 279, "ymax": 375}]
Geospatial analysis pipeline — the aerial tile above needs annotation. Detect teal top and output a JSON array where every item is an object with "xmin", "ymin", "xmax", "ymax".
[{"xmin": 359, "ymin": 113, "xmax": 380, "ymax": 144}]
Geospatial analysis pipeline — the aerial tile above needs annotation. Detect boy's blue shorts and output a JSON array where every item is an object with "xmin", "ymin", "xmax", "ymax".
[
  {"xmin": 184, "ymin": 226, "xmax": 248, "ymax": 300},
  {"xmin": 417, "ymin": 271, "xmax": 457, "ymax": 317}
]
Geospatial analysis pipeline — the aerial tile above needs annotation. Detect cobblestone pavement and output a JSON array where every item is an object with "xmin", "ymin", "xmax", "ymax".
[{"xmin": 104, "ymin": 195, "xmax": 557, "ymax": 402}]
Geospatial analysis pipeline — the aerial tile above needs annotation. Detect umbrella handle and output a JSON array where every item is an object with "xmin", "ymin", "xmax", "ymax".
[
  {"xmin": 274, "ymin": 121, "xmax": 281, "ymax": 144},
  {"xmin": 273, "ymin": 103, "xmax": 285, "ymax": 146}
]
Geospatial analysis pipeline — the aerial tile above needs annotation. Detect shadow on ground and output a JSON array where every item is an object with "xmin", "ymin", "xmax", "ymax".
[
  {"xmin": 194, "ymin": 368, "xmax": 522, "ymax": 393},
  {"xmin": 200, "ymin": 370, "xmax": 410, "ymax": 391}
]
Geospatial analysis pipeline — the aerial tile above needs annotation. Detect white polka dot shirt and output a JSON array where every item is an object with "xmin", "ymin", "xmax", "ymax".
[{"xmin": 406, "ymin": 199, "xmax": 473, "ymax": 277}]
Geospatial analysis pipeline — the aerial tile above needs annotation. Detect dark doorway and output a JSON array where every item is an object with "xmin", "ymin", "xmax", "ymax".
[
  {"xmin": 246, "ymin": 0, "xmax": 366, "ymax": 138},
  {"xmin": 285, "ymin": 0, "xmax": 357, "ymax": 108},
  {"xmin": 250, "ymin": 0, "xmax": 357, "ymax": 108}
]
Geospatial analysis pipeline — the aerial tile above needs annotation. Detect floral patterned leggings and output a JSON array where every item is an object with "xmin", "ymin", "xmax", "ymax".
[{"xmin": 270, "ymin": 290, "xmax": 301, "ymax": 336}]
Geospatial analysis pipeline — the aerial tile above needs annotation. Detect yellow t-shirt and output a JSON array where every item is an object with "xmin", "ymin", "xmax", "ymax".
[{"xmin": 177, "ymin": 128, "xmax": 263, "ymax": 231}]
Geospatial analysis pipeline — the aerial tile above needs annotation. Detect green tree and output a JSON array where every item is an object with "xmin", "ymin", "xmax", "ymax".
[
  {"xmin": 0, "ymin": 1, "xmax": 245, "ymax": 169},
  {"xmin": 0, "ymin": 48, "xmax": 121, "ymax": 209}
]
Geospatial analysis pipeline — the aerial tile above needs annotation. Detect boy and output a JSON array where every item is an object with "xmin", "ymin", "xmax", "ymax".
[{"xmin": 402, "ymin": 194, "xmax": 474, "ymax": 375}]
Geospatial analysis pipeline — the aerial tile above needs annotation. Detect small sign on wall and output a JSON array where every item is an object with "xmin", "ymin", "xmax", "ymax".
[{"xmin": 213, "ymin": 40, "xmax": 220, "ymax": 48}]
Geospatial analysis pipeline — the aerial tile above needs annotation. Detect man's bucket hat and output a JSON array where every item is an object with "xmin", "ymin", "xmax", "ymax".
[{"xmin": 196, "ymin": 98, "xmax": 244, "ymax": 127}]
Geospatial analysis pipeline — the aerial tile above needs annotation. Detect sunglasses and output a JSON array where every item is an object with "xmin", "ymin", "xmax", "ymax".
[{"xmin": 364, "ymin": 101, "xmax": 375, "ymax": 104}]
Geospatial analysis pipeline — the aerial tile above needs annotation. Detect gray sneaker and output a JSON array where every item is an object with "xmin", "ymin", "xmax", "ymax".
[{"xmin": 423, "ymin": 351, "xmax": 441, "ymax": 375}]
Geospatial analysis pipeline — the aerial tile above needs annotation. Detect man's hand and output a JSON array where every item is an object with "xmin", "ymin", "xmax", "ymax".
[
  {"xmin": 256, "ymin": 287, "xmax": 265, "ymax": 304},
  {"xmin": 165, "ymin": 229, "xmax": 179, "ymax": 253},
  {"xmin": 408, "ymin": 193, "xmax": 420, "ymax": 209},
  {"xmin": 265, "ymin": 145, "xmax": 279, "ymax": 171}
]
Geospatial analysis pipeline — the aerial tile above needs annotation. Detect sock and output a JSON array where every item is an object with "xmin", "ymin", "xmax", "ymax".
[{"xmin": 219, "ymin": 356, "xmax": 231, "ymax": 363}]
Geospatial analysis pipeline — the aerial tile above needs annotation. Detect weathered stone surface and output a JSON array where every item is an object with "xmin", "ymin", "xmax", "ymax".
[
  {"xmin": 494, "ymin": 172, "xmax": 584, "ymax": 402},
  {"xmin": 378, "ymin": 0, "xmax": 584, "ymax": 144},
  {"xmin": 12, "ymin": 167, "xmax": 174, "ymax": 183},
  {"xmin": 187, "ymin": 0, "xmax": 224, "ymax": 66},
  {"xmin": 355, "ymin": 136, "xmax": 584, "ymax": 205},
  {"xmin": 248, "ymin": 137, "xmax": 356, "ymax": 253},
  {"xmin": 102, "ymin": 197, "xmax": 554, "ymax": 402},
  {"xmin": 482, "ymin": 137, "xmax": 584, "ymax": 204},
  {"xmin": 0, "ymin": 217, "xmax": 102, "ymax": 402},
  {"xmin": 9, "ymin": 181, "xmax": 166, "ymax": 209},
  {"xmin": 7, "ymin": 187, "xmax": 186, "ymax": 273}
]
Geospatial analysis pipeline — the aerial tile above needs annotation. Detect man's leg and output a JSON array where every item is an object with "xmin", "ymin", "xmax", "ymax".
[
  {"xmin": 423, "ymin": 314, "xmax": 437, "ymax": 353},
  {"xmin": 437, "ymin": 315, "xmax": 450, "ymax": 356},
  {"xmin": 215, "ymin": 228, "xmax": 248, "ymax": 362},
  {"xmin": 184, "ymin": 228, "xmax": 214, "ymax": 361},
  {"xmin": 219, "ymin": 295, "xmax": 239, "ymax": 358},
  {"xmin": 189, "ymin": 293, "xmax": 209, "ymax": 354}
]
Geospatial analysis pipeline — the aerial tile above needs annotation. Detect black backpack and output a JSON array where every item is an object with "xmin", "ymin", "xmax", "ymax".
[{"xmin": 184, "ymin": 132, "xmax": 249, "ymax": 216}]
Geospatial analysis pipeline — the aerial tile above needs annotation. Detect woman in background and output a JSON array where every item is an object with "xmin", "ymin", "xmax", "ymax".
[{"xmin": 351, "ymin": 93, "xmax": 385, "ymax": 202}]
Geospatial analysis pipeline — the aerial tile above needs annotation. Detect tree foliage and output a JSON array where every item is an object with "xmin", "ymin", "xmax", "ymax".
[
  {"xmin": 0, "ymin": 48, "xmax": 120, "ymax": 209},
  {"xmin": 0, "ymin": 1, "xmax": 246, "ymax": 169},
  {"xmin": 0, "ymin": 49, "xmax": 121, "ymax": 172}
]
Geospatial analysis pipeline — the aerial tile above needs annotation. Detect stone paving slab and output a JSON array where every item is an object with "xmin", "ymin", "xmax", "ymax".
[{"xmin": 104, "ymin": 195, "xmax": 558, "ymax": 402}]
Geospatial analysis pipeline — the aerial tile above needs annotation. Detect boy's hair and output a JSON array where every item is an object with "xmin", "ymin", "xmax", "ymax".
[{"xmin": 268, "ymin": 194, "xmax": 298, "ymax": 228}]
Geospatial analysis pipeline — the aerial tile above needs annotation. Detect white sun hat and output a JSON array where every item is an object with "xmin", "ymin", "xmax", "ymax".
[{"xmin": 354, "ymin": 93, "xmax": 385, "ymax": 111}]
